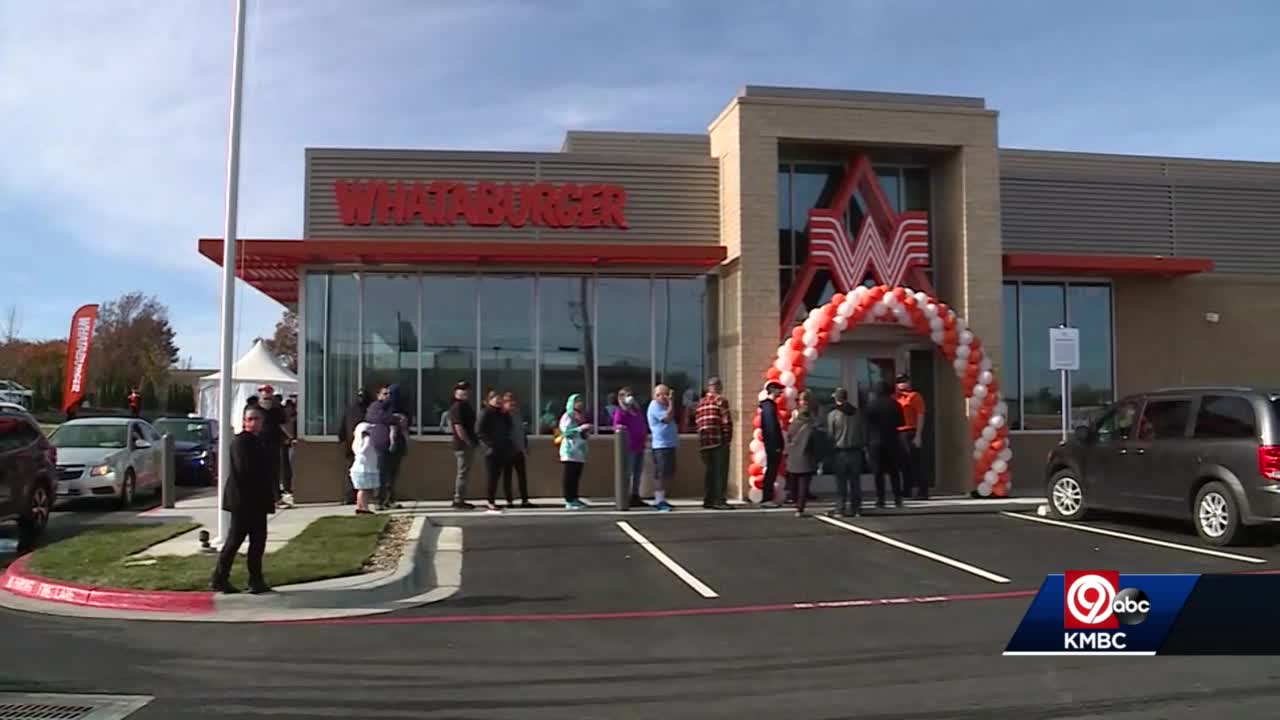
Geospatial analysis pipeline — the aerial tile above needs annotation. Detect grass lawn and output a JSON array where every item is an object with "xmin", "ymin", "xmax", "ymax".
[{"xmin": 25, "ymin": 514, "xmax": 391, "ymax": 591}]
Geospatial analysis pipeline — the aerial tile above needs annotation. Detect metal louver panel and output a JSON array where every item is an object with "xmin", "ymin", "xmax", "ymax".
[
  {"xmin": 1173, "ymin": 185, "xmax": 1280, "ymax": 274},
  {"xmin": 1000, "ymin": 177, "xmax": 1174, "ymax": 256}
]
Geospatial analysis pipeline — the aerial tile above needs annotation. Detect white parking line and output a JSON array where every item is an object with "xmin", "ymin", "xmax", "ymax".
[
  {"xmin": 615, "ymin": 521, "xmax": 719, "ymax": 599},
  {"xmin": 815, "ymin": 515, "xmax": 1011, "ymax": 584},
  {"xmin": 1000, "ymin": 511, "xmax": 1267, "ymax": 564}
]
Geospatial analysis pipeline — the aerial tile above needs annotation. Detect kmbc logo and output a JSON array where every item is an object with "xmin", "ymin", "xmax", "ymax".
[{"xmin": 1064, "ymin": 571, "xmax": 1151, "ymax": 629}]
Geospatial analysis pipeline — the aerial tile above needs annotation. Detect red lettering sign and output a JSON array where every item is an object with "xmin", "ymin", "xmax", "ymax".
[{"xmin": 333, "ymin": 180, "xmax": 629, "ymax": 230}]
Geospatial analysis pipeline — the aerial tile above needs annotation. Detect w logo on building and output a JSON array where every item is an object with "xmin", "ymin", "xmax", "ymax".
[{"xmin": 779, "ymin": 154, "xmax": 932, "ymax": 335}]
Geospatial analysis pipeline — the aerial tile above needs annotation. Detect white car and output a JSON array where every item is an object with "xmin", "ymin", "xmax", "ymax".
[
  {"xmin": 0, "ymin": 380, "xmax": 33, "ymax": 409},
  {"xmin": 47, "ymin": 418, "xmax": 163, "ymax": 508}
]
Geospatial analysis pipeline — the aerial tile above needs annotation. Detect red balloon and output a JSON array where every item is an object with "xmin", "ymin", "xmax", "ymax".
[
  {"xmin": 822, "ymin": 303, "xmax": 838, "ymax": 319},
  {"xmin": 943, "ymin": 315, "xmax": 957, "ymax": 331},
  {"xmin": 944, "ymin": 329, "xmax": 958, "ymax": 347},
  {"xmin": 936, "ymin": 302, "xmax": 950, "ymax": 317},
  {"xmin": 785, "ymin": 349, "xmax": 802, "ymax": 366},
  {"xmin": 751, "ymin": 477, "xmax": 765, "ymax": 490},
  {"xmin": 817, "ymin": 314, "xmax": 834, "ymax": 332},
  {"xmin": 969, "ymin": 337, "xmax": 983, "ymax": 355},
  {"xmin": 748, "ymin": 463, "xmax": 763, "ymax": 476},
  {"xmin": 992, "ymin": 483, "xmax": 1009, "ymax": 498},
  {"xmin": 816, "ymin": 330, "xmax": 831, "ymax": 346},
  {"xmin": 891, "ymin": 287, "xmax": 907, "ymax": 300},
  {"xmin": 766, "ymin": 367, "xmax": 782, "ymax": 380},
  {"xmin": 752, "ymin": 415, "xmax": 762, "ymax": 429},
  {"xmin": 788, "ymin": 337, "xmax": 805, "ymax": 352},
  {"xmin": 794, "ymin": 367, "xmax": 807, "ymax": 385},
  {"xmin": 831, "ymin": 293, "xmax": 847, "ymax": 306}
]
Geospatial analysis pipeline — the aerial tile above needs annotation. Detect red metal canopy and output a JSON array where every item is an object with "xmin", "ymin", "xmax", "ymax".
[
  {"xmin": 1001, "ymin": 252, "xmax": 1214, "ymax": 277},
  {"xmin": 197, "ymin": 238, "xmax": 728, "ymax": 306}
]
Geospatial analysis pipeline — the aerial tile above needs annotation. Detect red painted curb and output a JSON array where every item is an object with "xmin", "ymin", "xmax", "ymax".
[{"xmin": 0, "ymin": 556, "xmax": 215, "ymax": 614}]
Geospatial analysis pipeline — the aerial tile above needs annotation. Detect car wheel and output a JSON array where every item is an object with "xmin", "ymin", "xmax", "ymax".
[
  {"xmin": 17, "ymin": 480, "xmax": 53, "ymax": 549},
  {"xmin": 117, "ymin": 470, "xmax": 136, "ymax": 510},
  {"xmin": 1195, "ymin": 481, "xmax": 1241, "ymax": 546},
  {"xmin": 1047, "ymin": 470, "xmax": 1087, "ymax": 521}
]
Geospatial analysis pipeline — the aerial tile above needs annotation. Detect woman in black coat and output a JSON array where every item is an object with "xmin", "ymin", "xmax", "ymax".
[{"xmin": 865, "ymin": 380, "xmax": 906, "ymax": 508}]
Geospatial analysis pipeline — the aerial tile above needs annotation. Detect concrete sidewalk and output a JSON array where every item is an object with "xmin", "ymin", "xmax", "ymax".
[{"xmin": 137, "ymin": 495, "xmax": 366, "ymax": 558}]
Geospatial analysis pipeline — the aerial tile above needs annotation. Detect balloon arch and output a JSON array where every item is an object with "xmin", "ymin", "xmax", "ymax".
[{"xmin": 747, "ymin": 285, "xmax": 1013, "ymax": 500}]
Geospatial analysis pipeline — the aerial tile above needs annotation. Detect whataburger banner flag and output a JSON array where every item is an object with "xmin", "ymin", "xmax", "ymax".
[
  {"xmin": 1004, "ymin": 571, "xmax": 1280, "ymax": 655},
  {"xmin": 61, "ymin": 304, "xmax": 99, "ymax": 413}
]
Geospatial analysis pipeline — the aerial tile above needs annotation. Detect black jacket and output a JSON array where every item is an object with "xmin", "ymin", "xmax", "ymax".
[
  {"xmin": 338, "ymin": 400, "xmax": 369, "ymax": 457},
  {"xmin": 476, "ymin": 404, "xmax": 515, "ymax": 458},
  {"xmin": 827, "ymin": 403, "xmax": 867, "ymax": 449},
  {"xmin": 865, "ymin": 394, "xmax": 905, "ymax": 447},
  {"xmin": 759, "ymin": 398, "xmax": 784, "ymax": 451},
  {"xmin": 223, "ymin": 432, "xmax": 275, "ymax": 516}
]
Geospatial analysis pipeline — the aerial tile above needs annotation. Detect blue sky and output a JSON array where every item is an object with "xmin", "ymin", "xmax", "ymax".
[{"xmin": 2, "ymin": 0, "xmax": 1276, "ymax": 367}]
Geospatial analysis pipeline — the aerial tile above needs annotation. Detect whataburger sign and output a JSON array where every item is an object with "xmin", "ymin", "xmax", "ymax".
[{"xmin": 334, "ymin": 179, "xmax": 630, "ymax": 229}]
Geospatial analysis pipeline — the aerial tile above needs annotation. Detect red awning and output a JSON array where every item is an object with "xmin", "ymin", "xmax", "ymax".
[
  {"xmin": 197, "ymin": 238, "xmax": 728, "ymax": 306},
  {"xmin": 1002, "ymin": 253, "xmax": 1214, "ymax": 277}
]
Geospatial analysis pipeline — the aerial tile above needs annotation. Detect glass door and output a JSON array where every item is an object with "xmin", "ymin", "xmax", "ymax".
[{"xmin": 847, "ymin": 355, "xmax": 897, "ymax": 408}]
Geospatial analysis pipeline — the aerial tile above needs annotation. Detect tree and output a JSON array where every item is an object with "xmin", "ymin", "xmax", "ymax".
[
  {"xmin": 258, "ymin": 309, "xmax": 298, "ymax": 372},
  {"xmin": 0, "ymin": 338, "xmax": 66, "ymax": 410},
  {"xmin": 1, "ymin": 304, "xmax": 20, "ymax": 343},
  {"xmin": 90, "ymin": 292, "xmax": 180, "ymax": 407}
]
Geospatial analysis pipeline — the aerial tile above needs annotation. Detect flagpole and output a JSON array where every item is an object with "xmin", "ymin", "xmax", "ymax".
[{"xmin": 215, "ymin": 0, "xmax": 248, "ymax": 545}]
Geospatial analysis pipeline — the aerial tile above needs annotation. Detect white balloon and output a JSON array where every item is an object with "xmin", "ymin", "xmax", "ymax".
[
  {"xmin": 979, "ymin": 356, "xmax": 993, "ymax": 372},
  {"xmin": 872, "ymin": 302, "xmax": 889, "ymax": 318},
  {"xmin": 973, "ymin": 384, "xmax": 988, "ymax": 399},
  {"xmin": 992, "ymin": 459, "xmax": 1008, "ymax": 474},
  {"xmin": 995, "ymin": 400, "xmax": 1009, "ymax": 417},
  {"xmin": 852, "ymin": 286, "xmax": 869, "ymax": 301},
  {"xmin": 802, "ymin": 331, "xmax": 819, "ymax": 347},
  {"xmin": 748, "ymin": 487, "xmax": 763, "ymax": 503},
  {"xmin": 883, "ymin": 292, "xmax": 898, "ymax": 306},
  {"xmin": 833, "ymin": 315, "xmax": 848, "ymax": 332},
  {"xmin": 979, "ymin": 370, "xmax": 994, "ymax": 386},
  {"xmin": 984, "ymin": 470, "xmax": 999, "ymax": 485},
  {"xmin": 758, "ymin": 390, "xmax": 769, "ymax": 401},
  {"xmin": 956, "ymin": 345, "xmax": 971, "ymax": 360},
  {"xmin": 829, "ymin": 328, "xmax": 843, "ymax": 343},
  {"xmin": 780, "ymin": 370, "xmax": 796, "ymax": 387},
  {"xmin": 924, "ymin": 302, "xmax": 938, "ymax": 317},
  {"xmin": 784, "ymin": 386, "xmax": 798, "ymax": 400},
  {"xmin": 931, "ymin": 330, "xmax": 945, "ymax": 344},
  {"xmin": 750, "ymin": 439, "xmax": 763, "ymax": 453},
  {"xmin": 981, "ymin": 425, "xmax": 996, "ymax": 440},
  {"xmin": 804, "ymin": 357, "xmax": 816, "ymax": 372},
  {"xmin": 929, "ymin": 317, "xmax": 944, "ymax": 332},
  {"xmin": 977, "ymin": 481, "xmax": 993, "ymax": 497},
  {"xmin": 803, "ymin": 318, "xmax": 818, "ymax": 334},
  {"xmin": 802, "ymin": 347, "xmax": 819, "ymax": 361},
  {"xmin": 774, "ymin": 357, "xmax": 789, "ymax": 373},
  {"xmin": 914, "ymin": 291, "xmax": 929, "ymax": 305},
  {"xmin": 997, "ymin": 448, "xmax": 1013, "ymax": 462},
  {"xmin": 959, "ymin": 330, "xmax": 974, "ymax": 346},
  {"xmin": 776, "ymin": 344, "xmax": 790, "ymax": 359},
  {"xmin": 753, "ymin": 450, "xmax": 767, "ymax": 466},
  {"xmin": 975, "ymin": 436, "xmax": 990, "ymax": 452},
  {"xmin": 988, "ymin": 413, "xmax": 1005, "ymax": 429},
  {"xmin": 972, "ymin": 447, "xmax": 986, "ymax": 461},
  {"xmin": 953, "ymin": 358, "xmax": 968, "ymax": 374},
  {"xmin": 900, "ymin": 314, "xmax": 916, "ymax": 328},
  {"xmin": 837, "ymin": 302, "xmax": 854, "ymax": 318}
]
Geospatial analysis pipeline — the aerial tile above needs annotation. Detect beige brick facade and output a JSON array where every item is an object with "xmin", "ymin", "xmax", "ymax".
[{"xmin": 709, "ymin": 90, "xmax": 1003, "ymax": 497}]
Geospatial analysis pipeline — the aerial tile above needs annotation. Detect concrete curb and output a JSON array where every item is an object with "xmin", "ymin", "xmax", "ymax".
[{"xmin": 0, "ymin": 515, "xmax": 462, "ymax": 623}]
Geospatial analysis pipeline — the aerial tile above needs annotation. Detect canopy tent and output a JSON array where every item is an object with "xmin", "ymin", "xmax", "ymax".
[{"xmin": 197, "ymin": 340, "xmax": 298, "ymax": 432}]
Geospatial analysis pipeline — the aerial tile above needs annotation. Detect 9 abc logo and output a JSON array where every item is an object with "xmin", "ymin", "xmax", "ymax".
[{"xmin": 1064, "ymin": 571, "xmax": 1150, "ymax": 629}]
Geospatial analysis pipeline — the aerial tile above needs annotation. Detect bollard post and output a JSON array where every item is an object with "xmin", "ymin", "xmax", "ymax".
[
  {"xmin": 614, "ymin": 426, "xmax": 629, "ymax": 511},
  {"xmin": 161, "ymin": 433, "xmax": 176, "ymax": 509}
]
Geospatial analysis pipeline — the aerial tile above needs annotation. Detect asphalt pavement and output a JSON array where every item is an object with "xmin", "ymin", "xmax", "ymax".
[{"xmin": 5, "ymin": 506, "xmax": 1280, "ymax": 718}]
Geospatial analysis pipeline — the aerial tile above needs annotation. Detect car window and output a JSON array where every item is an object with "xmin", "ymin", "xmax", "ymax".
[
  {"xmin": 49, "ymin": 424, "xmax": 128, "ymax": 449},
  {"xmin": 0, "ymin": 416, "xmax": 37, "ymax": 453},
  {"xmin": 1137, "ymin": 399, "xmax": 1192, "ymax": 441},
  {"xmin": 1096, "ymin": 401, "xmax": 1140, "ymax": 443},
  {"xmin": 1194, "ymin": 395, "xmax": 1258, "ymax": 439}
]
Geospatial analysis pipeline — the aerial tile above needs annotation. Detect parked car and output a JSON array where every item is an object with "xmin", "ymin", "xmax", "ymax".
[
  {"xmin": 0, "ymin": 380, "xmax": 34, "ymax": 409},
  {"xmin": 48, "ymin": 417, "xmax": 163, "ymax": 508},
  {"xmin": 1045, "ymin": 386, "xmax": 1280, "ymax": 546},
  {"xmin": 152, "ymin": 415, "xmax": 218, "ymax": 485},
  {"xmin": 0, "ymin": 404, "xmax": 56, "ymax": 547}
]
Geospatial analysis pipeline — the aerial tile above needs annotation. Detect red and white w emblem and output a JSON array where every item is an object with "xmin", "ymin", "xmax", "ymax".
[{"xmin": 779, "ymin": 154, "xmax": 932, "ymax": 335}]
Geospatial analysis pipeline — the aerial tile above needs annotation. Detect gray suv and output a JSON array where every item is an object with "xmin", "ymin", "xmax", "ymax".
[{"xmin": 1045, "ymin": 387, "xmax": 1280, "ymax": 546}]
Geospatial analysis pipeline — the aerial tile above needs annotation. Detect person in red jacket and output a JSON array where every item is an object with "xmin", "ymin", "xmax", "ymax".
[{"xmin": 127, "ymin": 388, "xmax": 141, "ymax": 418}]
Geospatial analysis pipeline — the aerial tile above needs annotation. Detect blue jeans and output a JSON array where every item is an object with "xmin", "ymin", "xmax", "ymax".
[{"xmin": 624, "ymin": 450, "xmax": 645, "ymax": 497}]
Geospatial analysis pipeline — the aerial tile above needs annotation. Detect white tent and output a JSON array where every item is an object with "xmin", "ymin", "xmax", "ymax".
[{"xmin": 197, "ymin": 340, "xmax": 299, "ymax": 432}]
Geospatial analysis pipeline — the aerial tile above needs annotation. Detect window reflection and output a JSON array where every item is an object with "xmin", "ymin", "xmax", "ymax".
[
  {"xmin": 303, "ymin": 274, "xmax": 326, "ymax": 435},
  {"xmin": 326, "ymin": 274, "xmax": 359, "ymax": 438},
  {"xmin": 656, "ymin": 277, "xmax": 706, "ymax": 433},
  {"xmin": 596, "ymin": 278, "xmax": 652, "ymax": 429},
  {"xmin": 1068, "ymin": 285, "xmax": 1112, "ymax": 425},
  {"xmin": 903, "ymin": 167, "xmax": 930, "ymax": 212},
  {"xmin": 1019, "ymin": 284, "xmax": 1066, "ymax": 430},
  {"xmin": 1001, "ymin": 283, "xmax": 1021, "ymax": 430},
  {"xmin": 363, "ymin": 275, "xmax": 420, "ymax": 432},
  {"xmin": 778, "ymin": 166, "xmax": 792, "ymax": 267},
  {"xmin": 539, "ymin": 277, "xmax": 594, "ymax": 434},
  {"xmin": 480, "ymin": 276, "xmax": 534, "ymax": 429},
  {"xmin": 422, "ymin": 276, "xmax": 477, "ymax": 435}
]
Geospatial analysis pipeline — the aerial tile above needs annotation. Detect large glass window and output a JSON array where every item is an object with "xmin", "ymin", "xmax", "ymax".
[
  {"xmin": 302, "ymin": 274, "xmax": 326, "ymax": 435},
  {"xmin": 778, "ymin": 165, "xmax": 792, "ymax": 267},
  {"xmin": 325, "ymin": 274, "xmax": 359, "ymax": 437},
  {"xmin": 479, "ymin": 276, "xmax": 534, "ymax": 429},
  {"xmin": 422, "ymin": 276, "xmax": 477, "ymax": 435},
  {"xmin": 539, "ymin": 277, "xmax": 594, "ymax": 434},
  {"xmin": 1002, "ymin": 281, "xmax": 1114, "ymax": 431},
  {"xmin": 596, "ymin": 277, "xmax": 652, "ymax": 429},
  {"xmin": 363, "ymin": 275, "xmax": 419, "ymax": 432},
  {"xmin": 656, "ymin": 277, "xmax": 706, "ymax": 433}
]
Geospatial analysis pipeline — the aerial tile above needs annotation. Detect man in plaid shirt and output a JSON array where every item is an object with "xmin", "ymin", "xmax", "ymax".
[{"xmin": 695, "ymin": 377, "xmax": 735, "ymax": 510}]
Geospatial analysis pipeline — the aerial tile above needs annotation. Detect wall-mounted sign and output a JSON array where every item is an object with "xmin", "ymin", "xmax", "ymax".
[{"xmin": 334, "ymin": 180, "xmax": 629, "ymax": 230}]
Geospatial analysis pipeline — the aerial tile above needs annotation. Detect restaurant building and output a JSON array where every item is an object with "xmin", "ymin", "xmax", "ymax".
[{"xmin": 199, "ymin": 85, "xmax": 1280, "ymax": 503}]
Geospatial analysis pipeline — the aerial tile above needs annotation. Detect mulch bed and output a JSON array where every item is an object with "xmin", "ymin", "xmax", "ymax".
[{"xmin": 362, "ymin": 515, "xmax": 413, "ymax": 572}]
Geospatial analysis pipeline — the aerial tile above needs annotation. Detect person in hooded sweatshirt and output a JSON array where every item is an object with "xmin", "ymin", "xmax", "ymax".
[
  {"xmin": 758, "ymin": 381, "xmax": 786, "ymax": 507},
  {"xmin": 377, "ymin": 383, "xmax": 409, "ymax": 510},
  {"xmin": 476, "ymin": 390, "xmax": 514, "ymax": 513},
  {"xmin": 558, "ymin": 393, "xmax": 593, "ymax": 509},
  {"xmin": 784, "ymin": 390, "xmax": 819, "ymax": 517},
  {"xmin": 827, "ymin": 387, "xmax": 868, "ymax": 517},
  {"xmin": 865, "ymin": 380, "xmax": 906, "ymax": 508}
]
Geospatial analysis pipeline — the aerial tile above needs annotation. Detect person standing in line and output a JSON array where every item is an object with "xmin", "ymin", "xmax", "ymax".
[
  {"xmin": 257, "ymin": 385, "xmax": 292, "ymax": 508},
  {"xmin": 337, "ymin": 389, "xmax": 370, "ymax": 505},
  {"xmin": 611, "ymin": 387, "xmax": 650, "ymax": 508},
  {"xmin": 477, "ymin": 390, "xmax": 514, "ymax": 513},
  {"xmin": 448, "ymin": 381, "xmax": 477, "ymax": 510},
  {"xmin": 695, "ymin": 377, "xmax": 734, "ymax": 510},
  {"xmin": 502, "ymin": 392, "xmax": 533, "ymax": 508},
  {"xmin": 895, "ymin": 374, "xmax": 928, "ymax": 500},
  {"xmin": 558, "ymin": 393, "xmax": 592, "ymax": 509},
  {"xmin": 784, "ymin": 390, "xmax": 819, "ymax": 517},
  {"xmin": 377, "ymin": 384, "xmax": 409, "ymax": 510},
  {"xmin": 758, "ymin": 381, "xmax": 786, "ymax": 508},
  {"xmin": 283, "ymin": 393, "xmax": 298, "ymax": 498},
  {"xmin": 363, "ymin": 385, "xmax": 398, "ymax": 511},
  {"xmin": 209, "ymin": 406, "xmax": 274, "ymax": 594},
  {"xmin": 646, "ymin": 384, "xmax": 677, "ymax": 512},
  {"xmin": 827, "ymin": 387, "xmax": 867, "ymax": 517},
  {"xmin": 348, "ymin": 421, "xmax": 379, "ymax": 514},
  {"xmin": 866, "ymin": 380, "xmax": 906, "ymax": 509}
]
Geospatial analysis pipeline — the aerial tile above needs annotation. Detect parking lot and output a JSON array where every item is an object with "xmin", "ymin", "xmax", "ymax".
[{"xmin": 411, "ymin": 506, "xmax": 1280, "ymax": 619}]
